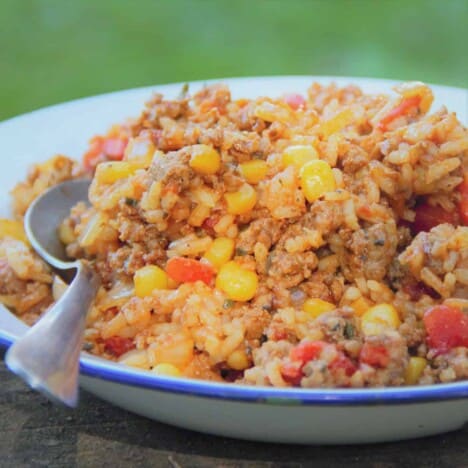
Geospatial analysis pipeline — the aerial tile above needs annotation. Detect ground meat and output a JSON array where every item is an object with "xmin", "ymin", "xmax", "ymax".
[
  {"xmin": 236, "ymin": 218, "xmax": 285, "ymax": 253},
  {"xmin": 339, "ymin": 144, "xmax": 371, "ymax": 174},
  {"xmin": 222, "ymin": 130, "xmax": 268, "ymax": 162},
  {"xmin": 0, "ymin": 259, "xmax": 27, "ymax": 296},
  {"xmin": 150, "ymin": 148, "xmax": 192, "ymax": 192},
  {"xmin": 0, "ymin": 260, "xmax": 52, "ymax": 318},
  {"xmin": 300, "ymin": 271, "xmax": 345, "ymax": 303},
  {"xmin": 424, "ymin": 348, "xmax": 468, "ymax": 383},
  {"xmin": 303, "ymin": 200, "xmax": 345, "ymax": 235},
  {"xmin": 338, "ymin": 221, "xmax": 398, "ymax": 282},
  {"xmin": 117, "ymin": 212, "xmax": 169, "ymax": 262},
  {"xmin": 10, "ymin": 155, "xmax": 79, "ymax": 217},
  {"xmin": 315, "ymin": 308, "xmax": 357, "ymax": 343},
  {"xmin": 356, "ymin": 332, "xmax": 409, "ymax": 387},
  {"xmin": 241, "ymin": 307, "xmax": 271, "ymax": 340},
  {"xmin": 398, "ymin": 224, "xmax": 468, "ymax": 298},
  {"xmin": 267, "ymin": 251, "xmax": 318, "ymax": 289},
  {"xmin": 398, "ymin": 311, "xmax": 426, "ymax": 348}
]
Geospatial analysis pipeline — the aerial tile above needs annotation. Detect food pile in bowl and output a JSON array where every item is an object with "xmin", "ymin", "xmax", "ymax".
[{"xmin": 1, "ymin": 81, "xmax": 467, "ymax": 388}]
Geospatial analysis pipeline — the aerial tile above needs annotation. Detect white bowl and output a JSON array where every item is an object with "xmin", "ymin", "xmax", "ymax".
[{"xmin": 0, "ymin": 76, "xmax": 467, "ymax": 444}]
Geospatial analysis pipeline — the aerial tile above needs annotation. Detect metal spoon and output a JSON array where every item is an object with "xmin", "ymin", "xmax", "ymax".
[{"xmin": 5, "ymin": 179, "xmax": 99, "ymax": 407}]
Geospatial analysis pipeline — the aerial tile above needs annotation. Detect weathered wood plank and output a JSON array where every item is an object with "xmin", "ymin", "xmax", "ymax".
[{"xmin": 0, "ymin": 351, "xmax": 466, "ymax": 468}]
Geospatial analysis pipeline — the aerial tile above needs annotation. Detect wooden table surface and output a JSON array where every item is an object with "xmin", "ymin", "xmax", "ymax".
[{"xmin": 1, "ymin": 350, "xmax": 466, "ymax": 468}]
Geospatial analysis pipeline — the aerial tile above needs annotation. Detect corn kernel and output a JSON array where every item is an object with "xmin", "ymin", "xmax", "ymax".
[
  {"xmin": 300, "ymin": 160, "xmax": 336, "ymax": 202},
  {"xmin": 303, "ymin": 298, "xmax": 336, "ymax": 319},
  {"xmin": 95, "ymin": 161, "xmax": 137, "ymax": 184},
  {"xmin": 405, "ymin": 357, "xmax": 427, "ymax": 385},
  {"xmin": 0, "ymin": 219, "xmax": 29, "ymax": 244},
  {"xmin": 239, "ymin": 160, "xmax": 268, "ymax": 184},
  {"xmin": 282, "ymin": 145, "xmax": 318, "ymax": 170},
  {"xmin": 203, "ymin": 237, "xmax": 235, "ymax": 269},
  {"xmin": 227, "ymin": 349, "xmax": 250, "ymax": 370},
  {"xmin": 134, "ymin": 265, "xmax": 168, "ymax": 297},
  {"xmin": 124, "ymin": 136, "xmax": 155, "ymax": 168},
  {"xmin": 350, "ymin": 297, "xmax": 373, "ymax": 317},
  {"xmin": 320, "ymin": 108, "xmax": 354, "ymax": 138},
  {"xmin": 189, "ymin": 144, "xmax": 221, "ymax": 175},
  {"xmin": 225, "ymin": 184, "xmax": 257, "ymax": 215},
  {"xmin": 253, "ymin": 101, "xmax": 292, "ymax": 123},
  {"xmin": 152, "ymin": 363, "xmax": 182, "ymax": 377},
  {"xmin": 58, "ymin": 221, "xmax": 76, "ymax": 245},
  {"xmin": 361, "ymin": 303, "xmax": 401, "ymax": 336},
  {"xmin": 216, "ymin": 261, "xmax": 258, "ymax": 301}
]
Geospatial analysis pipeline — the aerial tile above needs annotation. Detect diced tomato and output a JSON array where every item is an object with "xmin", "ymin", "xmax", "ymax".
[
  {"xmin": 289, "ymin": 340, "xmax": 326, "ymax": 365},
  {"xmin": 412, "ymin": 202, "xmax": 457, "ymax": 234},
  {"xmin": 83, "ymin": 136, "xmax": 105, "ymax": 171},
  {"xmin": 82, "ymin": 136, "xmax": 128, "ymax": 171},
  {"xmin": 360, "ymin": 343, "xmax": 390, "ymax": 368},
  {"xmin": 102, "ymin": 137, "xmax": 128, "ymax": 159},
  {"xmin": 329, "ymin": 353, "xmax": 357, "ymax": 377},
  {"xmin": 423, "ymin": 305, "xmax": 468, "ymax": 355},
  {"xmin": 458, "ymin": 174, "xmax": 468, "ymax": 225},
  {"xmin": 166, "ymin": 257, "xmax": 215, "ymax": 285},
  {"xmin": 378, "ymin": 95, "xmax": 421, "ymax": 131},
  {"xmin": 402, "ymin": 280, "xmax": 440, "ymax": 301},
  {"xmin": 271, "ymin": 328, "xmax": 288, "ymax": 341},
  {"xmin": 283, "ymin": 93, "xmax": 306, "ymax": 110},
  {"xmin": 201, "ymin": 214, "xmax": 221, "ymax": 235},
  {"xmin": 103, "ymin": 336, "xmax": 135, "ymax": 357},
  {"xmin": 280, "ymin": 362, "xmax": 303, "ymax": 386}
]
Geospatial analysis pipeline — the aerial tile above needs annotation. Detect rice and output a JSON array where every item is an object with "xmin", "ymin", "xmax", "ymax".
[{"xmin": 1, "ymin": 80, "xmax": 467, "ymax": 388}]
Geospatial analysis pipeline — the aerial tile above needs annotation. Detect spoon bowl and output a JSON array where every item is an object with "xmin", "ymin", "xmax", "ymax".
[{"xmin": 5, "ymin": 178, "xmax": 100, "ymax": 407}]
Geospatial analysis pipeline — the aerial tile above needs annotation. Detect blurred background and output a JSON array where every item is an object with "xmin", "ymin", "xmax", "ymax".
[{"xmin": 1, "ymin": 0, "xmax": 467, "ymax": 121}]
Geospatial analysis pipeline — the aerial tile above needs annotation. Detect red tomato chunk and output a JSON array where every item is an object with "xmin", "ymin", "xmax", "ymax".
[
  {"xmin": 360, "ymin": 343, "xmax": 390, "ymax": 368},
  {"xmin": 280, "ymin": 362, "xmax": 303, "ymax": 386},
  {"xmin": 283, "ymin": 93, "xmax": 306, "ymax": 110},
  {"xmin": 166, "ymin": 257, "xmax": 214, "ymax": 285},
  {"xmin": 458, "ymin": 175, "xmax": 468, "ymax": 225},
  {"xmin": 289, "ymin": 340, "xmax": 326, "ymax": 365},
  {"xmin": 423, "ymin": 305, "xmax": 468, "ymax": 355},
  {"xmin": 412, "ymin": 202, "xmax": 457, "ymax": 234},
  {"xmin": 330, "ymin": 353, "xmax": 357, "ymax": 377},
  {"xmin": 104, "ymin": 336, "xmax": 135, "ymax": 357},
  {"xmin": 378, "ymin": 95, "xmax": 421, "ymax": 131},
  {"xmin": 83, "ymin": 136, "xmax": 128, "ymax": 171}
]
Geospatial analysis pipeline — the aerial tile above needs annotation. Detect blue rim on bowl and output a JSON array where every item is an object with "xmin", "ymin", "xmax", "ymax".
[
  {"xmin": 0, "ymin": 76, "xmax": 466, "ymax": 409},
  {"xmin": 1, "ymin": 332, "xmax": 467, "ymax": 405}
]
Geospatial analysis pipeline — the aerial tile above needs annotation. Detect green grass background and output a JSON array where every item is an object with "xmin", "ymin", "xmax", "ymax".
[{"xmin": 1, "ymin": 0, "xmax": 467, "ymax": 121}]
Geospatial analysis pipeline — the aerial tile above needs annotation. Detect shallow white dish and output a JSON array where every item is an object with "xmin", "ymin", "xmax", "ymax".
[{"xmin": 0, "ymin": 76, "xmax": 467, "ymax": 444}]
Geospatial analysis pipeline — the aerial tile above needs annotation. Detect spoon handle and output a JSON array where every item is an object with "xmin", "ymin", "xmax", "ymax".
[{"xmin": 5, "ymin": 261, "xmax": 100, "ymax": 407}]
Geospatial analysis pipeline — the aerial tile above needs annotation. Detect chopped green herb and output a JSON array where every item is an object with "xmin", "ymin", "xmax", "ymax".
[
  {"xmin": 124, "ymin": 197, "xmax": 138, "ymax": 207},
  {"xmin": 235, "ymin": 247, "xmax": 247, "ymax": 256},
  {"xmin": 82, "ymin": 342, "xmax": 94, "ymax": 351},
  {"xmin": 223, "ymin": 299, "xmax": 234, "ymax": 309},
  {"xmin": 179, "ymin": 83, "xmax": 189, "ymax": 99},
  {"xmin": 344, "ymin": 322, "xmax": 355, "ymax": 339}
]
